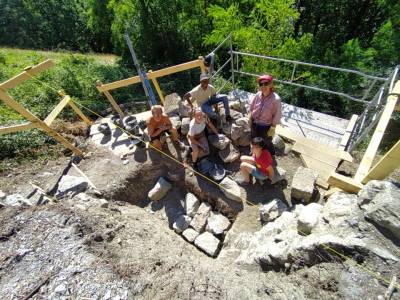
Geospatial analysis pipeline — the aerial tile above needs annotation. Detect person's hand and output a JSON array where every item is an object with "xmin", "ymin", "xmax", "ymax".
[
  {"xmin": 270, "ymin": 176, "xmax": 278, "ymax": 185},
  {"xmin": 267, "ymin": 126, "xmax": 276, "ymax": 137},
  {"xmin": 248, "ymin": 117, "xmax": 251, "ymax": 125},
  {"xmin": 218, "ymin": 134, "xmax": 225, "ymax": 140},
  {"xmin": 190, "ymin": 104, "xmax": 194, "ymax": 109}
]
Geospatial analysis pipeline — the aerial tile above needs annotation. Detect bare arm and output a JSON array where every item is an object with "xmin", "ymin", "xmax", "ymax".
[
  {"xmin": 184, "ymin": 92, "xmax": 194, "ymax": 108},
  {"xmin": 206, "ymin": 119, "xmax": 219, "ymax": 135},
  {"xmin": 266, "ymin": 165, "xmax": 274, "ymax": 181}
]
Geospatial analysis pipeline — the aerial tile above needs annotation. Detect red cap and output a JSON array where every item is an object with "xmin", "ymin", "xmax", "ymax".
[{"xmin": 257, "ymin": 75, "xmax": 273, "ymax": 83}]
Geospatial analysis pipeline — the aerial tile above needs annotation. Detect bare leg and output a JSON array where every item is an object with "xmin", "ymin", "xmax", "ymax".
[{"xmin": 152, "ymin": 139, "xmax": 162, "ymax": 150}]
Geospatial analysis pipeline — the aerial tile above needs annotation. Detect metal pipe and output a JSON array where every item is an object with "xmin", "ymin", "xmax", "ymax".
[
  {"xmin": 232, "ymin": 51, "xmax": 388, "ymax": 81},
  {"xmin": 211, "ymin": 34, "xmax": 232, "ymax": 54},
  {"xmin": 212, "ymin": 58, "xmax": 231, "ymax": 78}
]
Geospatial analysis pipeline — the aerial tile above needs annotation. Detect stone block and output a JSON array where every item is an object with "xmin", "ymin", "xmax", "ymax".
[
  {"xmin": 290, "ymin": 167, "xmax": 318, "ymax": 201},
  {"xmin": 194, "ymin": 232, "xmax": 221, "ymax": 257},
  {"xmin": 190, "ymin": 202, "xmax": 212, "ymax": 232}
]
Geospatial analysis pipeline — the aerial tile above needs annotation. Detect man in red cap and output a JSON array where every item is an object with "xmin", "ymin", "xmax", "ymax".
[{"xmin": 248, "ymin": 75, "xmax": 282, "ymax": 155}]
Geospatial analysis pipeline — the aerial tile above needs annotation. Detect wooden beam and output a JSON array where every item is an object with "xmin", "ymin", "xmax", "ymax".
[
  {"xmin": 276, "ymin": 125, "xmax": 353, "ymax": 162},
  {"xmin": 293, "ymin": 142, "xmax": 341, "ymax": 168},
  {"xmin": 96, "ymin": 58, "xmax": 204, "ymax": 92},
  {"xmin": 148, "ymin": 70, "xmax": 164, "ymax": 104},
  {"xmin": 0, "ymin": 123, "xmax": 40, "ymax": 134},
  {"xmin": 0, "ymin": 89, "xmax": 84, "ymax": 157},
  {"xmin": 327, "ymin": 172, "xmax": 364, "ymax": 194},
  {"xmin": 354, "ymin": 81, "xmax": 400, "ymax": 182},
  {"xmin": 339, "ymin": 114, "xmax": 358, "ymax": 150},
  {"xmin": 361, "ymin": 139, "xmax": 400, "ymax": 184},
  {"xmin": 44, "ymin": 95, "xmax": 72, "ymax": 126},
  {"xmin": 0, "ymin": 60, "xmax": 54, "ymax": 92},
  {"xmin": 96, "ymin": 80, "xmax": 125, "ymax": 117},
  {"xmin": 68, "ymin": 101, "xmax": 92, "ymax": 125}
]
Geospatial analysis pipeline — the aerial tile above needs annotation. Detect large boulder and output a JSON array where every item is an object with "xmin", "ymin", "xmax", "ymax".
[
  {"xmin": 290, "ymin": 167, "xmax": 318, "ymax": 201},
  {"xmin": 190, "ymin": 202, "xmax": 212, "ymax": 232},
  {"xmin": 272, "ymin": 135, "xmax": 285, "ymax": 150},
  {"xmin": 194, "ymin": 232, "xmax": 221, "ymax": 257},
  {"xmin": 235, "ymin": 117, "xmax": 250, "ymax": 129},
  {"xmin": 164, "ymin": 93, "xmax": 181, "ymax": 114},
  {"xmin": 358, "ymin": 180, "xmax": 399, "ymax": 207},
  {"xmin": 206, "ymin": 211, "xmax": 231, "ymax": 235},
  {"xmin": 219, "ymin": 177, "xmax": 242, "ymax": 202},
  {"xmin": 297, "ymin": 203, "xmax": 323, "ymax": 234},
  {"xmin": 4, "ymin": 194, "xmax": 33, "ymax": 207},
  {"xmin": 181, "ymin": 117, "xmax": 190, "ymax": 136},
  {"xmin": 55, "ymin": 175, "xmax": 88, "ymax": 199},
  {"xmin": 182, "ymin": 228, "xmax": 200, "ymax": 243},
  {"xmin": 184, "ymin": 193, "xmax": 201, "ymax": 217},
  {"xmin": 208, "ymin": 134, "xmax": 230, "ymax": 150},
  {"xmin": 169, "ymin": 113, "xmax": 181, "ymax": 130},
  {"xmin": 237, "ymin": 131, "xmax": 252, "ymax": 147},
  {"xmin": 219, "ymin": 143, "xmax": 240, "ymax": 163},
  {"xmin": 148, "ymin": 177, "xmax": 172, "ymax": 201},
  {"xmin": 231, "ymin": 124, "xmax": 244, "ymax": 141},
  {"xmin": 173, "ymin": 215, "xmax": 192, "ymax": 234}
]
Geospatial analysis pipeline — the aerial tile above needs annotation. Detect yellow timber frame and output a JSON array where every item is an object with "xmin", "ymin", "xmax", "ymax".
[
  {"xmin": 327, "ymin": 80, "xmax": 400, "ymax": 194},
  {"xmin": 0, "ymin": 59, "xmax": 92, "ymax": 157},
  {"xmin": 96, "ymin": 57, "xmax": 206, "ymax": 115}
]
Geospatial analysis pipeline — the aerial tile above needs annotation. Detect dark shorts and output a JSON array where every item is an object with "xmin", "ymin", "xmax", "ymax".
[{"xmin": 151, "ymin": 131, "xmax": 166, "ymax": 142}]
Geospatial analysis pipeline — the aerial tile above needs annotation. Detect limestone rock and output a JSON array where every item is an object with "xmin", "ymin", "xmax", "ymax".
[
  {"xmin": 180, "ymin": 103, "xmax": 192, "ymax": 118},
  {"xmin": 207, "ymin": 134, "xmax": 230, "ymax": 150},
  {"xmin": 219, "ymin": 177, "xmax": 242, "ymax": 202},
  {"xmin": 190, "ymin": 202, "xmax": 212, "ymax": 232},
  {"xmin": 291, "ymin": 167, "xmax": 318, "ymax": 201},
  {"xmin": 362, "ymin": 183, "xmax": 400, "ymax": 239},
  {"xmin": 272, "ymin": 135, "xmax": 285, "ymax": 150},
  {"xmin": 173, "ymin": 215, "xmax": 192, "ymax": 234},
  {"xmin": 148, "ymin": 177, "xmax": 172, "ymax": 201},
  {"xmin": 358, "ymin": 180, "xmax": 399, "ymax": 207},
  {"xmin": 194, "ymin": 232, "xmax": 221, "ymax": 257},
  {"xmin": 230, "ymin": 100, "xmax": 245, "ymax": 111},
  {"xmin": 184, "ymin": 193, "xmax": 201, "ymax": 218},
  {"xmin": 169, "ymin": 113, "xmax": 181, "ymax": 130},
  {"xmin": 181, "ymin": 117, "xmax": 190, "ymax": 136},
  {"xmin": 4, "ymin": 194, "xmax": 33, "ymax": 207},
  {"xmin": 259, "ymin": 198, "xmax": 287, "ymax": 222},
  {"xmin": 231, "ymin": 124, "xmax": 244, "ymax": 140},
  {"xmin": 272, "ymin": 166, "xmax": 287, "ymax": 183},
  {"xmin": 207, "ymin": 211, "xmax": 231, "ymax": 235},
  {"xmin": 235, "ymin": 117, "xmax": 250, "ymax": 129},
  {"xmin": 297, "ymin": 203, "xmax": 323, "ymax": 234},
  {"xmin": 219, "ymin": 143, "xmax": 240, "ymax": 163},
  {"xmin": 221, "ymin": 124, "xmax": 231, "ymax": 136},
  {"xmin": 182, "ymin": 228, "xmax": 200, "ymax": 242},
  {"xmin": 55, "ymin": 175, "xmax": 88, "ymax": 199},
  {"xmin": 237, "ymin": 131, "xmax": 252, "ymax": 147},
  {"xmin": 164, "ymin": 93, "xmax": 181, "ymax": 114},
  {"xmin": 321, "ymin": 193, "xmax": 358, "ymax": 228}
]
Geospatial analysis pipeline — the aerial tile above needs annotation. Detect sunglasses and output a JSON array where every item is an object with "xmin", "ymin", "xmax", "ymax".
[{"xmin": 259, "ymin": 82, "xmax": 270, "ymax": 87}]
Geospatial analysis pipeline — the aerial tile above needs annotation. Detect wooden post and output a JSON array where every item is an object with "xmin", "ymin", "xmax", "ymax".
[
  {"xmin": 96, "ymin": 80, "xmax": 125, "ymax": 117},
  {"xmin": 148, "ymin": 70, "xmax": 165, "ymax": 105},
  {"xmin": 361, "ymin": 139, "xmax": 400, "ymax": 184},
  {"xmin": 0, "ymin": 90, "xmax": 84, "ymax": 157},
  {"xmin": 198, "ymin": 56, "xmax": 205, "ymax": 74},
  {"xmin": 354, "ymin": 81, "xmax": 400, "ymax": 182}
]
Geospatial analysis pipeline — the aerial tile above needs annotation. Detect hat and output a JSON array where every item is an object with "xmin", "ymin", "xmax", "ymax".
[
  {"xmin": 257, "ymin": 75, "xmax": 273, "ymax": 83},
  {"xmin": 200, "ymin": 73, "xmax": 210, "ymax": 82}
]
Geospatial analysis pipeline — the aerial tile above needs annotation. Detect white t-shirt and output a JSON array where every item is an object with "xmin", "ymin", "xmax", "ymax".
[
  {"xmin": 188, "ymin": 118, "xmax": 206, "ymax": 136},
  {"xmin": 189, "ymin": 84, "xmax": 216, "ymax": 106}
]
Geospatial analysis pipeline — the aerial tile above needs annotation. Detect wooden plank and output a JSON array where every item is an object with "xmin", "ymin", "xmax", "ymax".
[
  {"xmin": 327, "ymin": 172, "xmax": 364, "ymax": 194},
  {"xmin": 44, "ymin": 95, "xmax": 72, "ymax": 125},
  {"xmin": 0, "ymin": 123, "xmax": 40, "ymax": 134},
  {"xmin": 354, "ymin": 80, "xmax": 400, "ymax": 182},
  {"xmin": 293, "ymin": 142, "xmax": 341, "ymax": 168},
  {"xmin": 97, "ymin": 58, "xmax": 204, "ymax": 92},
  {"xmin": 339, "ymin": 114, "xmax": 358, "ymax": 150},
  {"xmin": 299, "ymin": 154, "xmax": 331, "ymax": 189},
  {"xmin": 149, "ymin": 71, "xmax": 165, "ymax": 104},
  {"xmin": 68, "ymin": 101, "xmax": 92, "ymax": 125},
  {"xmin": 96, "ymin": 80, "xmax": 125, "ymax": 117},
  {"xmin": 276, "ymin": 125, "xmax": 353, "ymax": 162},
  {"xmin": 324, "ymin": 187, "xmax": 348, "ymax": 198},
  {"xmin": 0, "ymin": 60, "xmax": 54, "ymax": 92},
  {"xmin": 361, "ymin": 139, "xmax": 400, "ymax": 184}
]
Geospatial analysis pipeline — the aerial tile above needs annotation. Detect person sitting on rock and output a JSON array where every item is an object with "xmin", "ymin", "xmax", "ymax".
[
  {"xmin": 184, "ymin": 73, "xmax": 233, "ymax": 130},
  {"xmin": 236, "ymin": 137, "xmax": 275, "ymax": 186},
  {"xmin": 146, "ymin": 105, "xmax": 185, "ymax": 151},
  {"xmin": 188, "ymin": 107, "xmax": 219, "ymax": 170}
]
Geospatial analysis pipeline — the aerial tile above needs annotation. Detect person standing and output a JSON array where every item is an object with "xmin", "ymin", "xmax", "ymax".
[
  {"xmin": 249, "ymin": 75, "xmax": 282, "ymax": 155},
  {"xmin": 146, "ymin": 105, "xmax": 185, "ymax": 151},
  {"xmin": 184, "ymin": 73, "xmax": 233, "ymax": 130}
]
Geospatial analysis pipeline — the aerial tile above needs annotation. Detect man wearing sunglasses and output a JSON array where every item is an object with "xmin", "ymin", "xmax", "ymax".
[
  {"xmin": 184, "ymin": 73, "xmax": 233, "ymax": 130},
  {"xmin": 248, "ymin": 75, "xmax": 282, "ymax": 155}
]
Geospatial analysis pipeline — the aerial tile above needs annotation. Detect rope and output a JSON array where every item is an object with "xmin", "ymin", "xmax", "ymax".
[{"xmin": 22, "ymin": 67, "xmax": 400, "ymax": 291}]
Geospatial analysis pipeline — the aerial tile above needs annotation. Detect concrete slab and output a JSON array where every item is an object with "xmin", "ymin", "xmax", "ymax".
[{"xmin": 235, "ymin": 89, "xmax": 349, "ymax": 148}]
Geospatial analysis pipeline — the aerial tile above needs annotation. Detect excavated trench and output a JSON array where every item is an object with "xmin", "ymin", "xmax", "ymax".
[{"xmin": 106, "ymin": 160, "xmax": 242, "ymax": 257}]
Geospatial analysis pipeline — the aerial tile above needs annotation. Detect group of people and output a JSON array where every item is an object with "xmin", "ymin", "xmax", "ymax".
[{"xmin": 145, "ymin": 73, "xmax": 282, "ymax": 186}]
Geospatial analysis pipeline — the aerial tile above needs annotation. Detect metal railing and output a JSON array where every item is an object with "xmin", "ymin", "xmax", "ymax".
[{"xmin": 206, "ymin": 34, "xmax": 399, "ymax": 152}]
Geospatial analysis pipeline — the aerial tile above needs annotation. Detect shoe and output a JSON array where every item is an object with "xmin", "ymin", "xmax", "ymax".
[
  {"xmin": 259, "ymin": 179, "xmax": 265, "ymax": 186},
  {"xmin": 235, "ymin": 178, "xmax": 250, "ymax": 186},
  {"xmin": 225, "ymin": 115, "xmax": 233, "ymax": 122}
]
